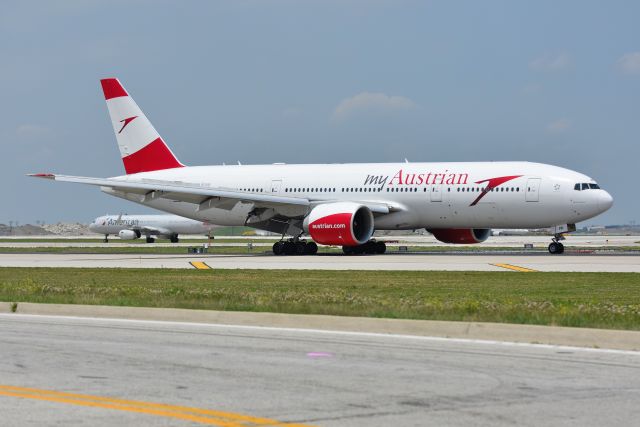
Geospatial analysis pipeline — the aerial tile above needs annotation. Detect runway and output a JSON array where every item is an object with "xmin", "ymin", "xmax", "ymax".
[
  {"xmin": 0, "ymin": 252, "xmax": 639, "ymax": 272},
  {"xmin": 1, "ymin": 314, "xmax": 639, "ymax": 426},
  {"xmin": 0, "ymin": 234, "xmax": 637, "ymax": 248}
]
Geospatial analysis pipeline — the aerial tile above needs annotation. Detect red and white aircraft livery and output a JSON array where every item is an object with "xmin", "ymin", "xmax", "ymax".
[{"xmin": 31, "ymin": 78, "xmax": 613, "ymax": 255}]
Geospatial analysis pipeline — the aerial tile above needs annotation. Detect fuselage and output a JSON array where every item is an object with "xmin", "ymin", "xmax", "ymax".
[
  {"xmin": 89, "ymin": 214, "xmax": 212, "ymax": 236},
  {"xmin": 103, "ymin": 161, "xmax": 613, "ymax": 231}
]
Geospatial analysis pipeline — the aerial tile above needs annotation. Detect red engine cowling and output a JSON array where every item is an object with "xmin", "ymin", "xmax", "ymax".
[
  {"xmin": 303, "ymin": 202, "xmax": 374, "ymax": 246},
  {"xmin": 428, "ymin": 228, "xmax": 491, "ymax": 244}
]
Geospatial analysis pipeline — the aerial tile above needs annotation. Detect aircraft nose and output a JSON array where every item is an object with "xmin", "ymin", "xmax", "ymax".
[{"xmin": 598, "ymin": 190, "xmax": 614, "ymax": 212}]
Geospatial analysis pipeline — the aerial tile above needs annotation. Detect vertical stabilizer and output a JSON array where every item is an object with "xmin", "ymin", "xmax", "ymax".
[{"xmin": 100, "ymin": 78, "xmax": 184, "ymax": 174}]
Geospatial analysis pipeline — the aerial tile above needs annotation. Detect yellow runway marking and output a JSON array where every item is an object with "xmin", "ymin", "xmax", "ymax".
[
  {"xmin": 492, "ymin": 263, "xmax": 537, "ymax": 272},
  {"xmin": 0, "ymin": 385, "xmax": 312, "ymax": 427},
  {"xmin": 190, "ymin": 261, "xmax": 212, "ymax": 269}
]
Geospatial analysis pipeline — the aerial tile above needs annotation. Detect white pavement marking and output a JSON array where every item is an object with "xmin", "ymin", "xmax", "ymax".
[
  {"xmin": 0, "ymin": 252, "xmax": 639, "ymax": 271},
  {"xmin": 1, "ymin": 313, "xmax": 638, "ymax": 356}
]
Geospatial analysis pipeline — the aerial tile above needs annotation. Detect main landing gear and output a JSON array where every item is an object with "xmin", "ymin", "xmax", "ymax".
[
  {"xmin": 146, "ymin": 236, "xmax": 156, "ymax": 244},
  {"xmin": 272, "ymin": 239, "xmax": 318, "ymax": 255},
  {"xmin": 548, "ymin": 234, "xmax": 565, "ymax": 254},
  {"xmin": 342, "ymin": 240, "xmax": 386, "ymax": 255},
  {"xmin": 271, "ymin": 239, "xmax": 387, "ymax": 256}
]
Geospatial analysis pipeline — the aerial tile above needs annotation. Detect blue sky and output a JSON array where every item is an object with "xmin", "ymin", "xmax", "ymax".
[{"xmin": 1, "ymin": 1, "xmax": 638, "ymax": 225}]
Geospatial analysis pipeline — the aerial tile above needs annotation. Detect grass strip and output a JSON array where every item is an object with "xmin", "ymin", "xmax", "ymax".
[{"xmin": 1, "ymin": 268, "xmax": 639, "ymax": 330}]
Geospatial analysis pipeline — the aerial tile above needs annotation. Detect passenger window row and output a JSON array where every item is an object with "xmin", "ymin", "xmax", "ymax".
[
  {"xmin": 279, "ymin": 186, "xmax": 522, "ymax": 194},
  {"xmin": 457, "ymin": 187, "xmax": 519, "ymax": 193},
  {"xmin": 237, "ymin": 188, "xmax": 264, "ymax": 192},
  {"xmin": 285, "ymin": 188, "xmax": 336, "ymax": 193}
]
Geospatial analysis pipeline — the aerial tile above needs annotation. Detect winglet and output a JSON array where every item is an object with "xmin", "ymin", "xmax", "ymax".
[{"xmin": 28, "ymin": 173, "xmax": 56, "ymax": 180}]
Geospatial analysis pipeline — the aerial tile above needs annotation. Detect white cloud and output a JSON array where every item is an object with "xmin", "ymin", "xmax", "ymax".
[
  {"xmin": 616, "ymin": 52, "xmax": 640, "ymax": 74},
  {"xmin": 331, "ymin": 92, "xmax": 416, "ymax": 122},
  {"xmin": 546, "ymin": 118, "xmax": 571, "ymax": 133},
  {"xmin": 529, "ymin": 53, "xmax": 571, "ymax": 71}
]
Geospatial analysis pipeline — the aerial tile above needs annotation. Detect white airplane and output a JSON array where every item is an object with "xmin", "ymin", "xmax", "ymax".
[
  {"xmin": 89, "ymin": 214, "xmax": 213, "ymax": 243},
  {"xmin": 30, "ymin": 78, "xmax": 613, "ymax": 255}
]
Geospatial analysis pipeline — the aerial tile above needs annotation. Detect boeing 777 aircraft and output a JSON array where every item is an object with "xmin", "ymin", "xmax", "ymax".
[
  {"xmin": 89, "ymin": 214, "xmax": 213, "ymax": 243},
  {"xmin": 30, "ymin": 78, "xmax": 613, "ymax": 255}
]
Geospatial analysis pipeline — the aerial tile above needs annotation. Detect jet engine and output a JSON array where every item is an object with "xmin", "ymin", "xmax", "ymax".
[
  {"xmin": 303, "ymin": 202, "xmax": 374, "ymax": 246},
  {"xmin": 428, "ymin": 228, "xmax": 491, "ymax": 244},
  {"xmin": 118, "ymin": 229, "xmax": 141, "ymax": 240}
]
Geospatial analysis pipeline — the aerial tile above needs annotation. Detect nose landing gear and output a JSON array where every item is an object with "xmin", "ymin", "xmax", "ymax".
[{"xmin": 548, "ymin": 234, "xmax": 565, "ymax": 254}]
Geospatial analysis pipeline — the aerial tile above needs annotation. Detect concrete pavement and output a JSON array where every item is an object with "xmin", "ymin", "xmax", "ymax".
[
  {"xmin": 1, "ymin": 314, "xmax": 639, "ymax": 426},
  {"xmin": 0, "ymin": 252, "xmax": 639, "ymax": 271}
]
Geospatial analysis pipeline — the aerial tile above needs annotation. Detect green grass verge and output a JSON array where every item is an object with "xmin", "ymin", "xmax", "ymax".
[{"xmin": 1, "ymin": 268, "xmax": 639, "ymax": 330}]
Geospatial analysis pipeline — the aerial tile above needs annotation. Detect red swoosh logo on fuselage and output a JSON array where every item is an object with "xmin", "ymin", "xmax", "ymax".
[
  {"xmin": 469, "ymin": 175, "xmax": 522, "ymax": 206},
  {"xmin": 118, "ymin": 116, "xmax": 138, "ymax": 134}
]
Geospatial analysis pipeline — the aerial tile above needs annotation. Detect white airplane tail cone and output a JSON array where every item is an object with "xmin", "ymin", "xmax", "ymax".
[{"xmin": 100, "ymin": 78, "xmax": 184, "ymax": 175}]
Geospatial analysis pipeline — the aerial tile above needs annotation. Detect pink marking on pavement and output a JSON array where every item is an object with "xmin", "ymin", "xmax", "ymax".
[{"xmin": 307, "ymin": 352, "xmax": 334, "ymax": 358}]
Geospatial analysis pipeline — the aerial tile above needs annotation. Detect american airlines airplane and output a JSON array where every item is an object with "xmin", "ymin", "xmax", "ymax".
[
  {"xmin": 89, "ymin": 214, "xmax": 213, "ymax": 243},
  {"xmin": 30, "ymin": 78, "xmax": 613, "ymax": 255}
]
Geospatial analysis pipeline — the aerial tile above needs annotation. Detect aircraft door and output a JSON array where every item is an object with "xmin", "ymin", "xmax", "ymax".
[
  {"xmin": 525, "ymin": 178, "xmax": 541, "ymax": 202},
  {"xmin": 430, "ymin": 184, "xmax": 442, "ymax": 202},
  {"xmin": 270, "ymin": 179, "xmax": 282, "ymax": 194}
]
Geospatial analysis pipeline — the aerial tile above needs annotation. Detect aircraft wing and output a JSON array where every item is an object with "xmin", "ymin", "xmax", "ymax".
[{"xmin": 29, "ymin": 174, "xmax": 400, "ymax": 215}]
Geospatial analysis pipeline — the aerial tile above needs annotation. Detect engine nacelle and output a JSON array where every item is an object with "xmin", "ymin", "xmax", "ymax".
[
  {"xmin": 428, "ymin": 228, "xmax": 491, "ymax": 244},
  {"xmin": 118, "ymin": 229, "xmax": 141, "ymax": 240},
  {"xmin": 303, "ymin": 202, "xmax": 374, "ymax": 246}
]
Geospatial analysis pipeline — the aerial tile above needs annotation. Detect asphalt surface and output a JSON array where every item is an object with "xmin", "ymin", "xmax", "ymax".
[
  {"xmin": 1, "ymin": 234, "xmax": 637, "ymax": 247},
  {"xmin": 1, "ymin": 314, "xmax": 639, "ymax": 426},
  {"xmin": 0, "ymin": 252, "xmax": 639, "ymax": 271}
]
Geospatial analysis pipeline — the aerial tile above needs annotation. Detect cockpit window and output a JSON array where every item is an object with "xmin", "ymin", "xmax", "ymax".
[{"xmin": 575, "ymin": 182, "xmax": 601, "ymax": 191}]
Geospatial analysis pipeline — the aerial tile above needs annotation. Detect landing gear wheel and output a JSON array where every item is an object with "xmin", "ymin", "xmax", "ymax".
[
  {"xmin": 170, "ymin": 235, "xmax": 179, "ymax": 243},
  {"xmin": 548, "ymin": 242, "xmax": 564, "ymax": 254},
  {"xmin": 364, "ymin": 241, "xmax": 377, "ymax": 254},
  {"xmin": 343, "ymin": 240, "xmax": 386, "ymax": 255},
  {"xmin": 304, "ymin": 242, "xmax": 318, "ymax": 255},
  {"xmin": 342, "ymin": 246, "xmax": 354, "ymax": 255},
  {"xmin": 103, "ymin": 235, "xmax": 109, "ymax": 243},
  {"xmin": 272, "ymin": 242, "xmax": 284, "ymax": 255},
  {"xmin": 283, "ymin": 241, "xmax": 296, "ymax": 255},
  {"xmin": 146, "ymin": 236, "xmax": 155, "ymax": 243},
  {"xmin": 295, "ymin": 242, "xmax": 306, "ymax": 255}
]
